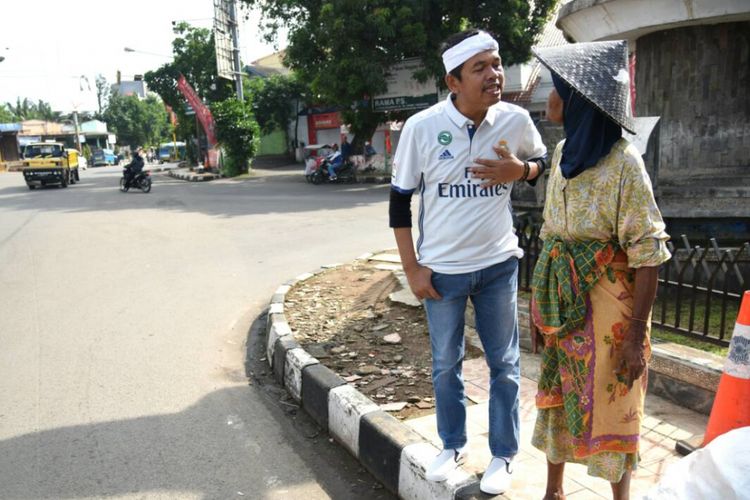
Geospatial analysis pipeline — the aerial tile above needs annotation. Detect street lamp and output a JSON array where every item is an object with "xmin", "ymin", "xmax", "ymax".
[{"xmin": 123, "ymin": 47, "xmax": 173, "ymax": 59}]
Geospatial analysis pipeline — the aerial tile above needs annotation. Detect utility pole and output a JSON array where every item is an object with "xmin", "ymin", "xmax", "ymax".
[
  {"xmin": 73, "ymin": 111, "xmax": 82, "ymax": 153},
  {"xmin": 228, "ymin": 0, "xmax": 243, "ymax": 101}
]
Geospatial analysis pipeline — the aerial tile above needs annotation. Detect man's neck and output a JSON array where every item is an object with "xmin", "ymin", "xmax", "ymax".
[{"xmin": 453, "ymin": 95, "xmax": 488, "ymax": 125}]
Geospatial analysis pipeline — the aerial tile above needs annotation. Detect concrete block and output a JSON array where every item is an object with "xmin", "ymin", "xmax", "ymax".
[
  {"xmin": 399, "ymin": 442, "xmax": 475, "ymax": 500},
  {"xmin": 284, "ymin": 348, "xmax": 319, "ymax": 402},
  {"xmin": 301, "ymin": 364, "xmax": 346, "ymax": 429},
  {"xmin": 359, "ymin": 410, "xmax": 425, "ymax": 495},
  {"xmin": 266, "ymin": 316, "xmax": 292, "ymax": 367},
  {"xmin": 328, "ymin": 385, "xmax": 379, "ymax": 458},
  {"xmin": 273, "ymin": 336, "xmax": 299, "ymax": 385},
  {"xmin": 268, "ymin": 302, "xmax": 284, "ymax": 315}
]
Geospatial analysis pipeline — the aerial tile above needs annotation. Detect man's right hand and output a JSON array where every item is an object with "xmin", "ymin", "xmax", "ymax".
[{"xmin": 405, "ymin": 265, "xmax": 442, "ymax": 301}]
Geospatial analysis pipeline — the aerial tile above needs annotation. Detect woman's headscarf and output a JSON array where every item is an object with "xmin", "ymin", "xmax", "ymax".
[{"xmin": 552, "ymin": 72, "xmax": 622, "ymax": 179}]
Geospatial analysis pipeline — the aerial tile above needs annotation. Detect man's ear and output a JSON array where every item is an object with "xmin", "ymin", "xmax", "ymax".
[{"xmin": 445, "ymin": 73, "xmax": 460, "ymax": 94}]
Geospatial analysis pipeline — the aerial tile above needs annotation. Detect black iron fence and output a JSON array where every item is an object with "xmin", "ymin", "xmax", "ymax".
[{"xmin": 514, "ymin": 218, "xmax": 749, "ymax": 347}]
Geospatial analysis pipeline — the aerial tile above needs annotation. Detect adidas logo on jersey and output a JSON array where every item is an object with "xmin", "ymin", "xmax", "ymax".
[{"xmin": 438, "ymin": 149, "xmax": 454, "ymax": 160}]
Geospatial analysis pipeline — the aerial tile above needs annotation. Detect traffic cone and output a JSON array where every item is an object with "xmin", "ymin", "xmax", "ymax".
[{"xmin": 702, "ymin": 290, "xmax": 750, "ymax": 446}]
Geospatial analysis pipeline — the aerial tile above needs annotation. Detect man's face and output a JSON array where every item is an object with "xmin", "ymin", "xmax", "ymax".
[{"xmin": 446, "ymin": 49, "xmax": 505, "ymax": 112}]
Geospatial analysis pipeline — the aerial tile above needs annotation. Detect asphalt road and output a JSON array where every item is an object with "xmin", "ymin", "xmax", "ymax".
[{"xmin": 0, "ymin": 165, "xmax": 396, "ymax": 499}]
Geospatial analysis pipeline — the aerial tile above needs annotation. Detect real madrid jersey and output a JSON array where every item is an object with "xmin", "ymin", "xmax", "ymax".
[{"xmin": 391, "ymin": 95, "xmax": 547, "ymax": 274}]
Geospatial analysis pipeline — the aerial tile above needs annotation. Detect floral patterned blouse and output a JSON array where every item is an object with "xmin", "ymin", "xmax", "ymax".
[{"xmin": 540, "ymin": 138, "xmax": 671, "ymax": 268}]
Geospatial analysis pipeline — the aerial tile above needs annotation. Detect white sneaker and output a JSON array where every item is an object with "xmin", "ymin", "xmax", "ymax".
[
  {"xmin": 480, "ymin": 456, "xmax": 513, "ymax": 495},
  {"xmin": 425, "ymin": 447, "xmax": 468, "ymax": 482}
]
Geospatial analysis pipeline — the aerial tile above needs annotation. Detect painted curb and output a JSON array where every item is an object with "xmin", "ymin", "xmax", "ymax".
[
  {"xmin": 302, "ymin": 364, "xmax": 346, "ymax": 429},
  {"xmin": 167, "ymin": 169, "xmax": 221, "ymax": 182},
  {"xmin": 264, "ymin": 260, "xmax": 481, "ymax": 499}
]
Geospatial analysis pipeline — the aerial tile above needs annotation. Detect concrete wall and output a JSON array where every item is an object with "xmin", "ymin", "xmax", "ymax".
[{"xmin": 635, "ymin": 21, "xmax": 750, "ymax": 180}]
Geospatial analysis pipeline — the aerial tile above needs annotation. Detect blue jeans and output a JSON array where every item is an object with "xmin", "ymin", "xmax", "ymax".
[{"xmin": 424, "ymin": 258, "xmax": 520, "ymax": 458}]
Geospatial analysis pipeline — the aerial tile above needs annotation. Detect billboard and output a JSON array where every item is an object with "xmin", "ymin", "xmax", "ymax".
[
  {"xmin": 213, "ymin": 0, "xmax": 235, "ymax": 81},
  {"xmin": 372, "ymin": 58, "xmax": 439, "ymax": 112}
]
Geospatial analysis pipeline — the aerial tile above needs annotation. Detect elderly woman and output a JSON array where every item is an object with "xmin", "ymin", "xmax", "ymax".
[{"xmin": 528, "ymin": 41, "xmax": 671, "ymax": 500}]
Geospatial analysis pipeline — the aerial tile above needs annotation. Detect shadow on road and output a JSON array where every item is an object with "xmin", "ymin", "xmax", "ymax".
[
  {"xmin": 0, "ymin": 315, "xmax": 393, "ymax": 500},
  {"xmin": 0, "ymin": 166, "xmax": 391, "ymax": 220}
]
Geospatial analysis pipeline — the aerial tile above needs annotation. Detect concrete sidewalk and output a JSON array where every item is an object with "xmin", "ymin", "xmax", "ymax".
[
  {"xmin": 406, "ymin": 355, "xmax": 706, "ymax": 499},
  {"xmin": 267, "ymin": 250, "xmax": 708, "ymax": 499}
]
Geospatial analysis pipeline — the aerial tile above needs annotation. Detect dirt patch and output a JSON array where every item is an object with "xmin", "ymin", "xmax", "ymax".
[{"xmin": 284, "ymin": 260, "xmax": 482, "ymax": 420}]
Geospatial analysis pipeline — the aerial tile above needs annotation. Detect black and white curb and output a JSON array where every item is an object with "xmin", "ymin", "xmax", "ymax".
[
  {"xmin": 264, "ymin": 258, "xmax": 479, "ymax": 499},
  {"xmin": 167, "ymin": 168, "xmax": 221, "ymax": 182}
]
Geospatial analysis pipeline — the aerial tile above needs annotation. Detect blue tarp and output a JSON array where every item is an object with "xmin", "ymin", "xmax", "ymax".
[{"xmin": 0, "ymin": 123, "xmax": 22, "ymax": 133}]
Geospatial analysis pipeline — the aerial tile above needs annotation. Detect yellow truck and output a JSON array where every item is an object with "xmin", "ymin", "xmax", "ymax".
[{"xmin": 21, "ymin": 142, "xmax": 80, "ymax": 190}]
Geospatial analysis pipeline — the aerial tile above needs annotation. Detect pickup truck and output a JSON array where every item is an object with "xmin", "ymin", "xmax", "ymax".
[{"xmin": 21, "ymin": 142, "xmax": 80, "ymax": 189}]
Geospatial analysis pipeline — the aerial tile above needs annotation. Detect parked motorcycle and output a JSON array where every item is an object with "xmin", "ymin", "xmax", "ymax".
[
  {"xmin": 120, "ymin": 168, "xmax": 152, "ymax": 193},
  {"xmin": 307, "ymin": 157, "xmax": 357, "ymax": 184}
]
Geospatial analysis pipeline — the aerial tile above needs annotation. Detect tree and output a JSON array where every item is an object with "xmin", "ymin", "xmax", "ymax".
[
  {"xmin": 102, "ymin": 93, "xmax": 170, "ymax": 148},
  {"xmin": 211, "ymin": 98, "xmax": 260, "ymax": 176},
  {"xmin": 246, "ymin": 74, "xmax": 308, "ymax": 140},
  {"xmin": 241, "ymin": 0, "xmax": 557, "ymax": 148},
  {"xmin": 144, "ymin": 22, "xmax": 236, "ymax": 148},
  {"xmin": 4, "ymin": 97, "xmax": 63, "ymax": 121},
  {"xmin": 0, "ymin": 104, "xmax": 15, "ymax": 123},
  {"xmin": 145, "ymin": 23, "xmax": 234, "ymax": 111},
  {"xmin": 95, "ymin": 74, "xmax": 109, "ymax": 116}
]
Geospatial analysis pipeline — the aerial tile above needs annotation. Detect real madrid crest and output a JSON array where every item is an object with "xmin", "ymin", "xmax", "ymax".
[{"xmin": 437, "ymin": 131, "xmax": 452, "ymax": 146}]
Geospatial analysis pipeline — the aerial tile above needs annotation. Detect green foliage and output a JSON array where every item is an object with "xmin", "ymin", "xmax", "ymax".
[
  {"xmin": 246, "ymin": 74, "xmax": 308, "ymax": 135},
  {"xmin": 241, "ymin": 0, "xmax": 558, "ymax": 147},
  {"xmin": 95, "ymin": 74, "xmax": 109, "ymax": 116},
  {"xmin": 0, "ymin": 104, "xmax": 14, "ymax": 123},
  {"xmin": 102, "ymin": 94, "xmax": 171, "ymax": 148},
  {"xmin": 144, "ymin": 22, "xmax": 236, "ymax": 148},
  {"xmin": 211, "ymin": 98, "xmax": 260, "ymax": 176},
  {"xmin": 145, "ymin": 23, "xmax": 234, "ymax": 111},
  {"xmin": 4, "ymin": 97, "xmax": 62, "ymax": 121}
]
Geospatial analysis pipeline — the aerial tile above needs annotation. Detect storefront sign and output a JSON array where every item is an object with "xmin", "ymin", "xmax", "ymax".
[
  {"xmin": 373, "ymin": 58, "xmax": 439, "ymax": 112},
  {"xmin": 312, "ymin": 112, "xmax": 340, "ymax": 129}
]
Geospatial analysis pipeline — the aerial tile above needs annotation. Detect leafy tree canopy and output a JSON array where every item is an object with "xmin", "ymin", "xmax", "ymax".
[
  {"xmin": 211, "ymin": 98, "xmax": 260, "ymax": 176},
  {"xmin": 145, "ymin": 23, "xmax": 234, "ymax": 112},
  {"xmin": 102, "ymin": 93, "xmax": 170, "ymax": 148},
  {"xmin": 241, "ymin": 0, "xmax": 557, "ymax": 145},
  {"xmin": 246, "ymin": 73, "xmax": 308, "ymax": 135},
  {"xmin": 0, "ymin": 104, "xmax": 15, "ymax": 123},
  {"xmin": 4, "ymin": 97, "xmax": 62, "ymax": 121}
]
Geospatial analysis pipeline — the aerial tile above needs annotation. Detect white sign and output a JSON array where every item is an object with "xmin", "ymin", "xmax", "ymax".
[
  {"xmin": 373, "ymin": 58, "xmax": 439, "ymax": 112},
  {"xmin": 213, "ymin": 0, "xmax": 235, "ymax": 81}
]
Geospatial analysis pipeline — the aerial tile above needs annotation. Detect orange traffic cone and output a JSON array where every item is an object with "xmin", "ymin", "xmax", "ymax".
[{"xmin": 702, "ymin": 290, "xmax": 750, "ymax": 446}]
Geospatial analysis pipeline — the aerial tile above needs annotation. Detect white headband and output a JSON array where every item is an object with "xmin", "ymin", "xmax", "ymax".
[{"xmin": 442, "ymin": 32, "xmax": 499, "ymax": 74}]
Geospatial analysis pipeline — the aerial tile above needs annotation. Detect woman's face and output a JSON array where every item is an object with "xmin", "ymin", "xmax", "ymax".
[{"xmin": 546, "ymin": 88, "xmax": 564, "ymax": 124}]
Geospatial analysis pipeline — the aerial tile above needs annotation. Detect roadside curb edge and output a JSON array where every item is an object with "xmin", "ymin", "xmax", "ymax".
[{"xmin": 264, "ymin": 261, "xmax": 479, "ymax": 499}]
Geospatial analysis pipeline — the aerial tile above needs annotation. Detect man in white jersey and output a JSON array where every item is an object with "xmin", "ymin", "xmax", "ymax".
[{"xmin": 389, "ymin": 29, "xmax": 547, "ymax": 495}]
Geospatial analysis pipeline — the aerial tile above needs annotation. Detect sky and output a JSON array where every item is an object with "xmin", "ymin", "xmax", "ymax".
[{"xmin": 0, "ymin": 0, "xmax": 287, "ymax": 114}]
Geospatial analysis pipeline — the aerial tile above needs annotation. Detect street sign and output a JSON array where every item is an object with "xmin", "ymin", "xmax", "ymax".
[{"xmin": 373, "ymin": 58, "xmax": 439, "ymax": 112}]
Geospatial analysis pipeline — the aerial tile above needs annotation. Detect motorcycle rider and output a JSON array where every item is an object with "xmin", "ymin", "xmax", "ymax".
[
  {"xmin": 124, "ymin": 147, "xmax": 145, "ymax": 188},
  {"xmin": 326, "ymin": 144, "xmax": 344, "ymax": 181}
]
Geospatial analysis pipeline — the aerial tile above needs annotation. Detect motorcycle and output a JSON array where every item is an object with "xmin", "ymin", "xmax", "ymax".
[
  {"xmin": 120, "ymin": 168, "xmax": 152, "ymax": 193},
  {"xmin": 307, "ymin": 156, "xmax": 357, "ymax": 184}
]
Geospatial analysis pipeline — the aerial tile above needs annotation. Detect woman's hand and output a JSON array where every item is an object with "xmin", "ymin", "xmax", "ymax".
[
  {"xmin": 618, "ymin": 321, "xmax": 647, "ymax": 389},
  {"xmin": 469, "ymin": 141, "xmax": 524, "ymax": 186}
]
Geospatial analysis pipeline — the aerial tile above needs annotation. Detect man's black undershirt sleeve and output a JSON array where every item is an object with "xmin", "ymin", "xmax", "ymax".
[
  {"xmin": 389, "ymin": 188, "xmax": 413, "ymax": 228},
  {"xmin": 526, "ymin": 155, "xmax": 548, "ymax": 186}
]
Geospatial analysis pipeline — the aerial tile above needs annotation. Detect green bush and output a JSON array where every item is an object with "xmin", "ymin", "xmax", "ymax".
[{"xmin": 211, "ymin": 98, "xmax": 260, "ymax": 177}]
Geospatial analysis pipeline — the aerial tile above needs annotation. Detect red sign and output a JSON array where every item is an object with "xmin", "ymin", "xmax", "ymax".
[
  {"xmin": 312, "ymin": 112, "xmax": 340, "ymax": 129},
  {"xmin": 177, "ymin": 74, "xmax": 217, "ymax": 146}
]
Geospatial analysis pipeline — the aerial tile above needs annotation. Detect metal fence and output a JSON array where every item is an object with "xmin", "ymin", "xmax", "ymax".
[{"xmin": 514, "ymin": 218, "xmax": 749, "ymax": 347}]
